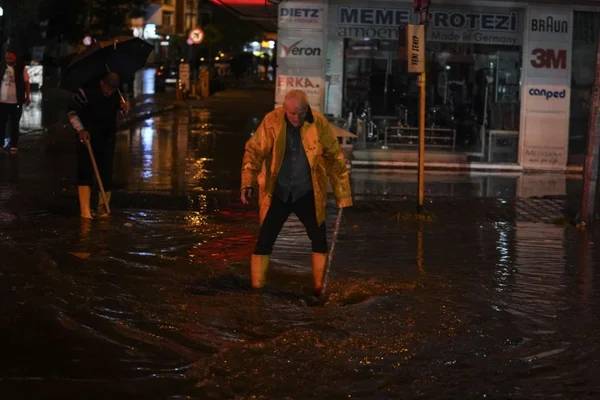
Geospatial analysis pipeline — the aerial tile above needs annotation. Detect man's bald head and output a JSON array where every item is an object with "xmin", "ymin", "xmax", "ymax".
[{"xmin": 284, "ymin": 90, "xmax": 309, "ymax": 128}]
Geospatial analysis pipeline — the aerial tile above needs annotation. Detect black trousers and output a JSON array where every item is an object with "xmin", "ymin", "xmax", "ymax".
[
  {"xmin": 0, "ymin": 103, "xmax": 23, "ymax": 148},
  {"xmin": 77, "ymin": 135, "xmax": 116, "ymax": 190},
  {"xmin": 254, "ymin": 191, "xmax": 327, "ymax": 255}
]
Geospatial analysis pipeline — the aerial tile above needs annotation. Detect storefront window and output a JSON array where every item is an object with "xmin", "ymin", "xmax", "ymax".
[
  {"xmin": 569, "ymin": 12, "xmax": 600, "ymax": 164},
  {"xmin": 427, "ymin": 42, "xmax": 521, "ymax": 160},
  {"xmin": 340, "ymin": 6, "xmax": 524, "ymax": 163}
]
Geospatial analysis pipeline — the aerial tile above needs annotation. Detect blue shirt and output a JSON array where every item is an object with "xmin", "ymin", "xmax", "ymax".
[{"xmin": 274, "ymin": 117, "xmax": 313, "ymax": 203}]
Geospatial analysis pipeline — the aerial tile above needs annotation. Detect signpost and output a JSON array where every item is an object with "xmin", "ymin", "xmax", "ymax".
[
  {"xmin": 409, "ymin": 0, "xmax": 429, "ymax": 212},
  {"xmin": 189, "ymin": 28, "xmax": 204, "ymax": 45}
]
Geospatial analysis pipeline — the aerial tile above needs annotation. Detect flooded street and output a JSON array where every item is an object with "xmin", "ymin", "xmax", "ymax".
[{"xmin": 1, "ymin": 89, "xmax": 600, "ymax": 398}]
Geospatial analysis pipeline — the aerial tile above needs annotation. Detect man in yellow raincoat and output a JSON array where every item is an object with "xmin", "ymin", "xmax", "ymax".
[{"xmin": 241, "ymin": 89, "xmax": 352, "ymax": 296}]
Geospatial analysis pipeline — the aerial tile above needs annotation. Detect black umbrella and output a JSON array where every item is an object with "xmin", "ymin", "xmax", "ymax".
[{"xmin": 61, "ymin": 37, "xmax": 153, "ymax": 91}]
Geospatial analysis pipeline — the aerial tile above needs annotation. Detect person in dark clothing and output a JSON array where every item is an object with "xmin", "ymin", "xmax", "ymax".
[
  {"xmin": 0, "ymin": 50, "xmax": 31, "ymax": 154},
  {"xmin": 67, "ymin": 72, "xmax": 129, "ymax": 219}
]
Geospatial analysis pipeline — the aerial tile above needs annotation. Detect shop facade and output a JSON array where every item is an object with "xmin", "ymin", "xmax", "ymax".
[{"xmin": 275, "ymin": 0, "xmax": 600, "ymax": 171}]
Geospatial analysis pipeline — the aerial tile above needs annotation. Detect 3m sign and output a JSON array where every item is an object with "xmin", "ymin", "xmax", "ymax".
[{"xmin": 530, "ymin": 48, "xmax": 567, "ymax": 69}]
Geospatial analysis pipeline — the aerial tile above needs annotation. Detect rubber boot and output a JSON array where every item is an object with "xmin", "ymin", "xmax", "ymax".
[
  {"xmin": 312, "ymin": 252, "xmax": 328, "ymax": 297},
  {"xmin": 250, "ymin": 254, "xmax": 270, "ymax": 289},
  {"xmin": 78, "ymin": 185, "xmax": 93, "ymax": 219},
  {"xmin": 97, "ymin": 191, "xmax": 112, "ymax": 217}
]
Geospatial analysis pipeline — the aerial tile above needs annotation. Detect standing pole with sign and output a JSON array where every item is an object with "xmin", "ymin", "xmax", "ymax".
[
  {"xmin": 417, "ymin": 67, "xmax": 426, "ymax": 212},
  {"xmin": 407, "ymin": 1, "xmax": 428, "ymax": 212}
]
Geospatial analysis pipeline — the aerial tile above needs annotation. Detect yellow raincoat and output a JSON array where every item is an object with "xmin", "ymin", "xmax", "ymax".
[{"xmin": 241, "ymin": 106, "xmax": 352, "ymax": 226}]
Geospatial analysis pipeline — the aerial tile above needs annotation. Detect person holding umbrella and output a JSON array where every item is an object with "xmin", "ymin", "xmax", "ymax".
[
  {"xmin": 62, "ymin": 37, "xmax": 152, "ymax": 219},
  {"xmin": 241, "ymin": 89, "xmax": 352, "ymax": 296},
  {"xmin": 67, "ymin": 72, "xmax": 129, "ymax": 219}
]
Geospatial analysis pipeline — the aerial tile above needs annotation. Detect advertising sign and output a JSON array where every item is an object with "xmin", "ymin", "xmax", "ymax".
[
  {"xmin": 279, "ymin": 2, "xmax": 325, "ymax": 30},
  {"xmin": 519, "ymin": 8, "xmax": 572, "ymax": 170},
  {"xmin": 275, "ymin": 74, "xmax": 324, "ymax": 109},
  {"xmin": 335, "ymin": 5, "xmax": 522, "ymax": 45},
  {"xmin": 279, "ymin": 36, "xmax": 323, "ymax": 59},
  {"xmin": 407, "ymin": 24, "xmax": 425, "ymax": 73}
]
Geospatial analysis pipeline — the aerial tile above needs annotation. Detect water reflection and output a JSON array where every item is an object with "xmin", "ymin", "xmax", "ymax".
[
  {"xmin": 114, "ymin": 105, "xmax": 247, "ymax": 195},
  {"xmin": 20, "ymin": 92, "xmax": 43, "ymax": 132},
  {"xmin": 5, "ymin": 85, "xmax": 600, "ymax": 398}
]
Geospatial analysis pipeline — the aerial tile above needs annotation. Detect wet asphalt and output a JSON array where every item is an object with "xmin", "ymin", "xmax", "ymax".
[{"xmin": 1, "ymin": 85, "xmax": 600, "ymax": 399}]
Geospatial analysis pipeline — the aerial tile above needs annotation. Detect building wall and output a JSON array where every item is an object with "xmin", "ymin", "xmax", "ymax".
[
  {"xmin": 144, "ymin": 0, "xmax": 199, "ymax": 36},
  {"xmin": 275, "ymin": 0, "xmax": 600, "ymax": 170}
]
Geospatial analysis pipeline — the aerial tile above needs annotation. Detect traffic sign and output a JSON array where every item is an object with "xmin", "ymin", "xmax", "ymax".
[{"xmin": 189, "ymin": 28, "xmax": 204, "ymax": 45}]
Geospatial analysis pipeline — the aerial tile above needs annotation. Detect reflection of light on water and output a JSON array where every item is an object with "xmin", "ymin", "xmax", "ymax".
[
  {"xmin": 142, "ymin": 68, "xmax": 155, "ymax": 95},
  {"xmin": 134, "ymin": 68, "xmax": 155, "ymax": 97},
  {"xmin": 20, "ymin": 92, "xmax": 43, "ymax": 131},
  {"xmin": 141, "ymin": 119, "xmax": 155, "ymax": 179},
  {"xmin": 185, "ymin": 211, "xmax": 208, "ymax": 227},
  {"xmin": 141, "ymin": 126, "xmax": 154, "ymax": 153},
  {"xmin": 494, "ymin": 221, "xmax": 512, "ymax": 291},
  {"xmin": 191, "ymin": 158, "xmax": 209, "ymax": 182}
]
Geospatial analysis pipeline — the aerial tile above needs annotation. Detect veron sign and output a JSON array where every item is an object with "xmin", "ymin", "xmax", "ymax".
[{"xmin": 279, "ymin": 39, "xmax": 322, "ymax": 58}]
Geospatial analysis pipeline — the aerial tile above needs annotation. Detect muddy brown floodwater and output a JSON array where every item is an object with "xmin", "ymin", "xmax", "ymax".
[{"xmin": 1, "ymin": 90, "xmax": 600, "ymax": 398}]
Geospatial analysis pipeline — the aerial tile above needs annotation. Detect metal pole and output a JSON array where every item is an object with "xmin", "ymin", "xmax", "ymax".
[
  {"xmin": 417, "ymin": 70, "xmax": 426, "ymax": 212},
  {"xmin": 580, "ymin": 32, "xmax": 600, "ymax": 226},
  {"xmin": 416, "ymin": 5, "xmax": 427, "ymax": 213},
  {"xmin": 320, "ymin": 207, "xmax": 344, "ymax": 297}
]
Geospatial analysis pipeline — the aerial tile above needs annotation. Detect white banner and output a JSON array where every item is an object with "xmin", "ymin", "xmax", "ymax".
[
  {"xmin": 276, "ymin": 74, "xmax": 324, "ymax": 109},
  {"xmin": 279, "ymin": 1, "xmax": 325, "ymax": 30},
  {"xmin": 278, "ymin": 34, "xmax": 324, "ymax": 67},
  {"xmin": 334, "ymin": 5, "xmax": 522, "ymax": 45},
  {"xmin": 279, "ymin": 37, "xmax": 323, "ymax": 59},
  {"xmin": 519, "ymin": 8, "xmax": 572, "ymax": 170}
]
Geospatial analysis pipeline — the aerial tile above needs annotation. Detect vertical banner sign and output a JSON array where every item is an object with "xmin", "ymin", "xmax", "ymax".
[
  {"xmin": 277, "ymin": 1, "xmax": 327, "ymax": 111},
  {"xmin": 519, "ymin": 8, "xmax": 573, "ymax": 170},
  {"xmin": 407, "ymin": 24, "xmax": 425, "ymax": 73}
]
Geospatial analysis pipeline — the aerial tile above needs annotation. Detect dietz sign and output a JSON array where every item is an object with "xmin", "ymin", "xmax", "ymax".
[{"xmin": 279, "ymin": 3, "xmax": 324, "ymax": 28}]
